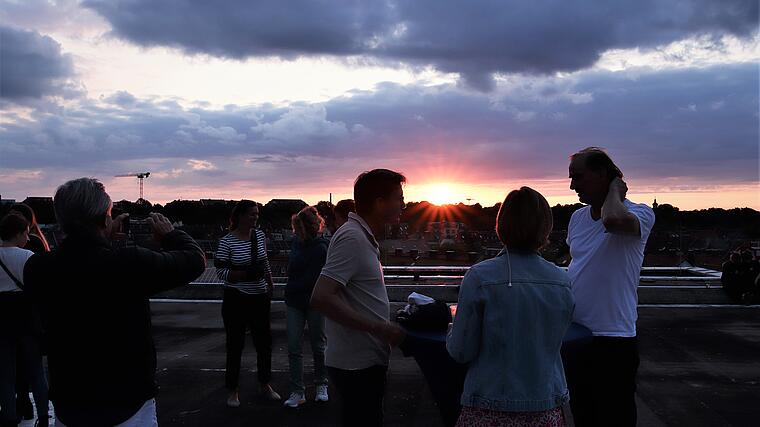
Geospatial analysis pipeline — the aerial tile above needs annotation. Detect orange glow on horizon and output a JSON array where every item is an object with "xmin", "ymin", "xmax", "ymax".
[{"xmin": 3, "ymin": 170, "xmax": 757, "ymax": 211}]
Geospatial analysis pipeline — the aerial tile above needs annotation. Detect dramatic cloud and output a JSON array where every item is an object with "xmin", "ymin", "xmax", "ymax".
[
  {"xmin": 0, "ymin": 25, "xmax": 80, "ymax": 102},
  {"xmin": 84, "ymin": 0, "xmax": 759, "ymax": 90},
  {"xmin": 1, "ymin": 63, "xmax": 756, "ymax": 200}
]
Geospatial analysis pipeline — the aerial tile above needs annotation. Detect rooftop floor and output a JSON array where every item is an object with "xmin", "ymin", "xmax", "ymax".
[
  {"xmin": 20, "ymin": 303, "xmax": 759, "ymax": 427},
  {"xmin": 150, "ymin": 303, "xmax": 758, "ymax": 427}
]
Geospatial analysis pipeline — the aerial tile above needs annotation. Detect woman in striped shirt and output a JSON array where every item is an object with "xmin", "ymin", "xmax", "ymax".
[{"xmin": 215, "ymin": 200, "xmax": 280, "ymax": 407}]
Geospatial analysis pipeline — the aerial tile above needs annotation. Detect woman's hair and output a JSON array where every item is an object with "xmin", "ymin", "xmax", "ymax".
[
  {"xmin": 292, "ymin": 206, "xmax": 324, "ymax": 241},
  {"xmin": 495, "ymin": 187, "xmax": 553, "ymax": 251},
  {"xmin": 10, "ymin": 203, "xmax": 50, "ymax": 251},
  {"xmin": 0, "ymin": 212, "xmax": 30, "ymax": 242},
  {"xmin": 229, "ymin": 199, "xmax": 258, "ymax": 231}
]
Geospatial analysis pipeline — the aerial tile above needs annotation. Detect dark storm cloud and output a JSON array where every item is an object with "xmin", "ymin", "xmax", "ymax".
[
  {"xmin": 84, "ymin": 0, "xmax": 758, "ymax": 90},
  {"xmin": 0, "ymin": 25, "xmax": 79, "ymax": 102}
]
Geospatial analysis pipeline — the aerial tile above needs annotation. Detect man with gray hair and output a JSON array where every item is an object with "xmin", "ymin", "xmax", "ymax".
[{"xmin": 24, "ymin": 178, "xmax": 206, "ymax": 427}]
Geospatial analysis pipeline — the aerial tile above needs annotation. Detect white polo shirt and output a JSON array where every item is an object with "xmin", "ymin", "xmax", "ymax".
[
  {"xmin": 319, "ymin": 212, "xmax": 391, "ymax": 370},
  {"xmin": 567, "ymin": 200, "xmax": 655, "ymax": 337}
]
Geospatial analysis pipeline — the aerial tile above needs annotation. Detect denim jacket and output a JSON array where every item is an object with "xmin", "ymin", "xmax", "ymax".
[{"xmin": 446, "ymin": 249, "xmax": 575, "ymax": 412}]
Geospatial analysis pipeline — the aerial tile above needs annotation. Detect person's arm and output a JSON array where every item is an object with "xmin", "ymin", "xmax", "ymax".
[
  {"xmin": 214, "ymin": 237, "xmax": 247, "ymax": 283},
  {"xmin": 602, "ymin": 177, "xmax": 641, "ymax": 236},
  {"xmin": 127, "ymin": 213, "xmax": 207, "ymax": 295},
  {"xmin": 446, "ymin": 268, "xmax": 483, "ymax": 364},
  {"xmin": 310, "ymin": 275, "xmax": 404, "ymax": 345}
]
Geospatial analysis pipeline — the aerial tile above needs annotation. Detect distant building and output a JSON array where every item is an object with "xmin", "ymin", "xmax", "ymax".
[
  {"xmin": 266, "ymin": 199, "xmax": 308, "ymax": 210},
  {"xmin": 426, "ymin": 221, "xmax": 466, "ymax": 241},
  {"xmin": 200, "ymin": 199, "xmax": 228, "ymax": 206}
]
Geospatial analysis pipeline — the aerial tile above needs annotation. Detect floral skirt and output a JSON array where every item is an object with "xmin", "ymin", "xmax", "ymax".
[{"xmin": 455, "ymin": 405, "xmax": 566, "ymax": 427}]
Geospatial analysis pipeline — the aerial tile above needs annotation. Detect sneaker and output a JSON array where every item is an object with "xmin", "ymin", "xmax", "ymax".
[
  {"xmin": 315, "ymin": 384, "xmax": 329, "ymax": 402},
  {"xmin": 226, "ymin": 391, "xmax": 241, "ymax": 408},
  {"xmin": 261, "ymin": 384, "xmax": 281, "ymax": 401},
  {"xmin": 283, "ymin": 392, "xmax": 306, "ymax": 408}
]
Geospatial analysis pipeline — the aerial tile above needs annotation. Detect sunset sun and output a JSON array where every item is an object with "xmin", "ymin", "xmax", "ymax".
[{"xmin": 426, "ymin": 183, "xmax": 457, "ymax": 206}]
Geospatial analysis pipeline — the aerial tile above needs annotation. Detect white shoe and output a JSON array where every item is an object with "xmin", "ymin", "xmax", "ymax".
[
  {"xmin": 284, "ymin": 392, "xmax": 306, "ymax": 408},
  {"xmin": 227, "ymin": 392, "xmax": 240, "ymax": 408},
  {"xmin": 315, "ymin": 384, "xmax": 329, "ymax": 402},
  {"xmin": 261, "ymin": 384, "xmax": 282, "ymax": 401}
]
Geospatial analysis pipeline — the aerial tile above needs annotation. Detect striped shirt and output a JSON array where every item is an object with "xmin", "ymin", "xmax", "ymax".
[{"xmin": 215, "ymin": 230, "xmax": 271, "ymax": 294}]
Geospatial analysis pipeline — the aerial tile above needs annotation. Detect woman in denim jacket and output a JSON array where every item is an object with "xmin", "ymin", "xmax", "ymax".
[{"xmin": 447, "ymin": 187, "xmax": 575, "ymax": 426}]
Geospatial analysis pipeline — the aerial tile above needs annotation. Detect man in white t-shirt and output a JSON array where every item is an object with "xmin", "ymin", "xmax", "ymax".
[
  {"xmin": 565, "ymin": 147, "xmax": 655, "ymax": 427},
  {"xmin": 311, "ymin": 169, "xmax": 406, "ymax": 427}
]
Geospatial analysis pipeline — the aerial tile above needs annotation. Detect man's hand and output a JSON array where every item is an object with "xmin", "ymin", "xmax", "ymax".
[
  {"xmin": 609, "ymin": 177, "xmax": 628, "ymax": 202},
  {"xmin": 147, "ymin": 212, "xmax": 174, "ymax": 241},
  {"xmin": 371, "ymin": 321, "xmax": 406, "ymax": 347},
  {"xmin": 106, "ymin": 213, "xmax": 129, "ymax": 241}
]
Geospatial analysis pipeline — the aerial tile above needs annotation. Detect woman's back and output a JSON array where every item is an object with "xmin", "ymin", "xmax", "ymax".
[{"xmin": 447, "ymin": 250, "xmax": 574, "ymax": 412}]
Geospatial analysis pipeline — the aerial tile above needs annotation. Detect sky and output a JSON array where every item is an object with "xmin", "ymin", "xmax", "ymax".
[{"xmin": 1, "ymin": 0, "xmax": 758, "ymax": 210}]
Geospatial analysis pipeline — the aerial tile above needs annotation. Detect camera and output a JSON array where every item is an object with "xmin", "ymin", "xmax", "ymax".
[{"xmin": 122, "ymin": 215, "xmax": 150, "ymax": 235}]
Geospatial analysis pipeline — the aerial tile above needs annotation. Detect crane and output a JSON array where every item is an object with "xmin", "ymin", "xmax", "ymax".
[{"xmin": 114, "ymin": 172, "xmax": 150, "ymax": 201}]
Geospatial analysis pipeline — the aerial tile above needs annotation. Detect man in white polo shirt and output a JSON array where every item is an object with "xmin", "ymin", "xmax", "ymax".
[
  {"xmin": 311, "ymin": 169, "xmax": 406, "ymax": 427},
  {"xmin": 565, "ymin": 147, "xmax": 655, "ymax": 427}
]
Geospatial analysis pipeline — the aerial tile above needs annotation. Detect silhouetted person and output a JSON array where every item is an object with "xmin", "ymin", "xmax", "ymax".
[
  {"xmin": 333, "ymin": 199, "xmax": 356, "ymax": 231},
  {"xmin": 721, "ymin": 251, "xmax": 744, "ymax": 301},
  {"xmin": 214, "ymin": 200, "xmax": 280, "ymax": 407},
  {"xmin": 23, "ymin": 178, "xmax": 206, "ymax": 427},
  {"xmin": 448, "ymin": 187, "xmax": 574, "ymax": 426},
  {"xmin": 0, "ymin": 212, "xmax": 47, "ymax": 427},
  {"xmin": 8, "ymin": 203, "xmax": 50, "ymax": 425},
  {"xmin": 283, "ymin": 206, "xmax": 330, "ymax": 408},
  {"xmin": 311, "ymin": 169, "xmax": 406, "ymax": 427},
  {"xmin": 565, "ymin": 148, "xmax": 655, "ymax": 427}
]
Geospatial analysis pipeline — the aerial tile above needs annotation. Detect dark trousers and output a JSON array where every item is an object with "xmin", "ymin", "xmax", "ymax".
[
  {"xmin": 222, "ymin": 288, "xmax": 272, "ymax": 389},
  {"xmin": 564, "ymin": 336, "xmax": 640, "ymax": 427},
  {"xmin": 328, "ymin": 365, "xmax": 387, "ymax": 427}
]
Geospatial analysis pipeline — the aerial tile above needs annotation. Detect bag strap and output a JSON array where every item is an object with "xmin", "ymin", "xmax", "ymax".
[
  {"xmin": 0, "ymin": 254, "xmax": 24, "ymax": 290},
  {"xmin": 250, "ymin": 229, "xmax": 259, "ymax": 265}
]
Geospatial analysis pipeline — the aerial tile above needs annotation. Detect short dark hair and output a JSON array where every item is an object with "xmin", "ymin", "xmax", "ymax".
[
  {"xmin": 334, "ymin": 199, "xmax": 356, "ymax": 219},
  {"xmin": 0, "ymin": 212, "xmax": 29, "ymax": 241},
  {"xmin": 354, "ymin": 169, "xmax": 406, "ymax": 215},
  {"xmin": 571, "ymin": 147, "xmax": 623, "ymax": 181},
  {"xmin": 229, "ymin": 200, "xmax": 258, "ymax": 231},
  {"xmin": 496, "ymin": 187, "xmax": 553, "ymax": 251}
]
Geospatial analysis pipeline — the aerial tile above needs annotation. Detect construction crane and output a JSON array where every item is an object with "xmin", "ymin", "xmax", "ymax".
[{"xmin": 114, "ymin": 172, "xmax": 150, "ymax": 201}]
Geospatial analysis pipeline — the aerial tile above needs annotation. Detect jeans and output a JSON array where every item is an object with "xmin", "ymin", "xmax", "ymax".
[
  {"xmin": 222, "ymin": 288, "xmax": 272, "ymax": 389},
  {"xmin": 328, "ymin": 365, "xmax": 387, "ymax": 427},
  {"xmin": 0, "ymin": 335, "xmax": 48, "ymax": 424},
  {"xmin": 286, "ymin": 305, "xmax": 327, "ymax": 394},
  {"xmin": 564, "ymin": 336, "xmax": 640, "ymax": 427}
]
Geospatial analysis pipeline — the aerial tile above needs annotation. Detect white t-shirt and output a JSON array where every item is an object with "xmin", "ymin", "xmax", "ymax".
[
  {"xmin": 0, "ymin": 246, "xmax": 34, "ymax": 292},
  {"xmin": 567, "ymin": 200, "xmax": 655, "ymax": 337},
  {"xmin": 319, "ymin": 212, "xmax": 391, "ymax": 370}
]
